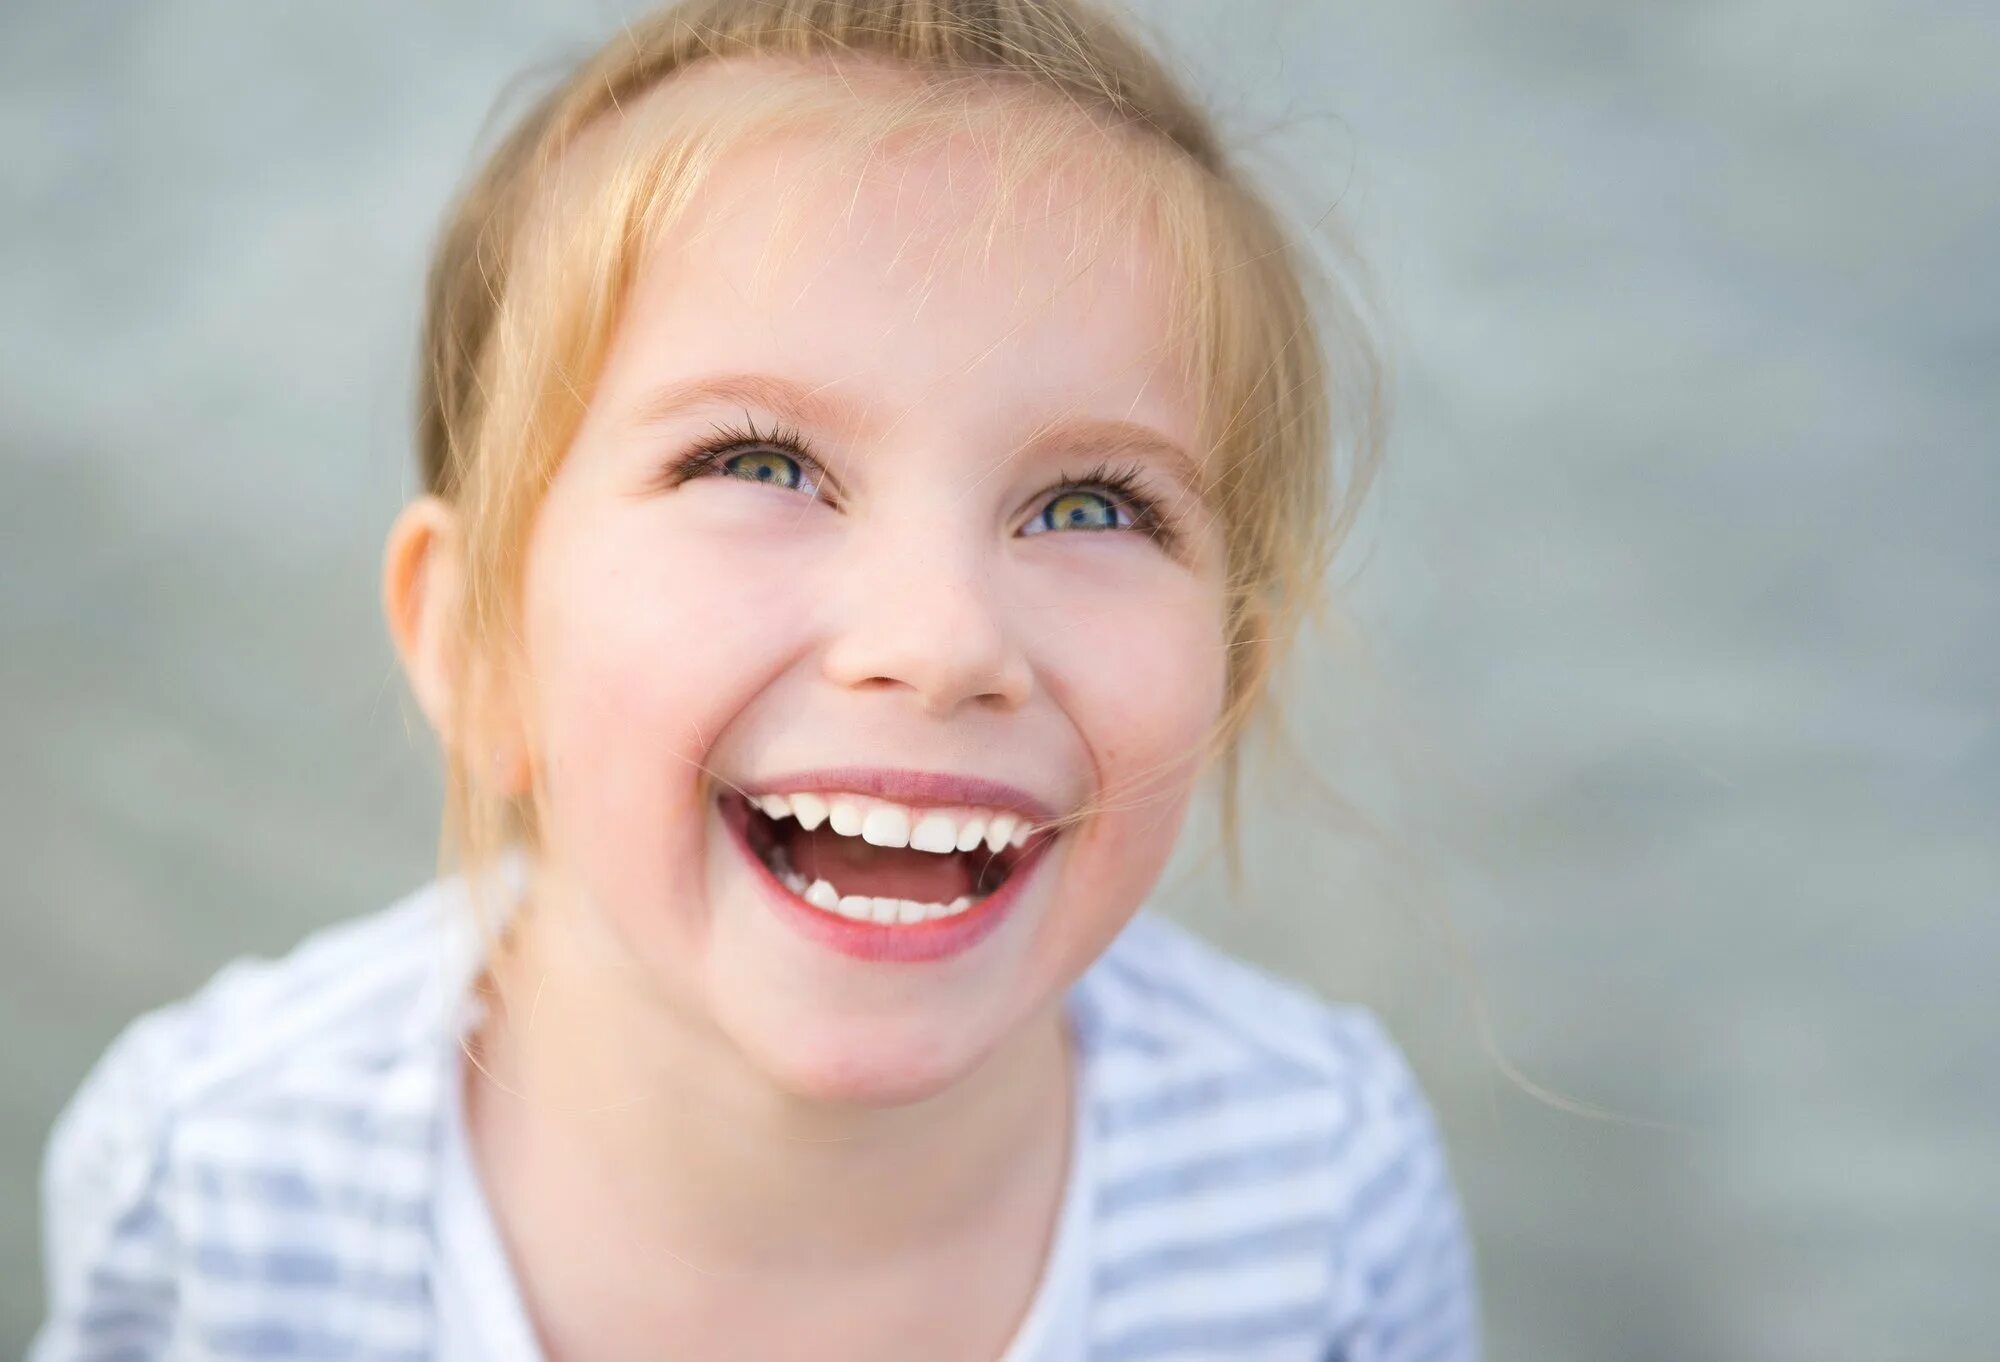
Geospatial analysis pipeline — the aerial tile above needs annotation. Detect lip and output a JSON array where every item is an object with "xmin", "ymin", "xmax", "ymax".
[
  {"xmin": 738, "ymin": 767, "xmax": 1060, "ymax": 821},
  {"xmin": 718, "ymin": 790, "xmax": 1056, "ymax": 964}
]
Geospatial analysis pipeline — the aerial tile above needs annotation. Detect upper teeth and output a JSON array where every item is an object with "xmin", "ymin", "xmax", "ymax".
[{"xmin": 750, "ymin": 792, "xmax": 1033, "ymax": 854}]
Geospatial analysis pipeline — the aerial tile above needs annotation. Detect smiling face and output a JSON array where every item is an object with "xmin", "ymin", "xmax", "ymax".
[{"xmin": 505, "ymin": 109, "xmax": 1229, "ymax": 1107}]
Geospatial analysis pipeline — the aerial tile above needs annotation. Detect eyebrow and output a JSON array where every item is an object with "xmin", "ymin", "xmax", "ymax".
[
  {"xmin": 1014, "ymin": 415, "xmax": 1206, "ymax": 500},
  {"xmin": 629, "ymin": 371, "xmax": 865, "ymax": 433},
  {"xmin": 629, "ymin": 370, "xmax": 1205, "ymax": 497}
]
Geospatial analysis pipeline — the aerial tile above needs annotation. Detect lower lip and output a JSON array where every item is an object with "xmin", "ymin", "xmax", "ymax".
[{"xmin": 719, "ymin": 796, "xmax": 1053, "ymax": 964}]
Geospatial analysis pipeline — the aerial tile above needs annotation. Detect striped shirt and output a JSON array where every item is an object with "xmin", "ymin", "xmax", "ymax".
[{"xmin": 32, "ymin": 853, "xmax": 1480, "ymax": 1361}]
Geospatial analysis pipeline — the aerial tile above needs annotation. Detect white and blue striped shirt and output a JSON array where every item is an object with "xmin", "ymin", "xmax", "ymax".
[{"xmin": 33, "ymin": 856, "xmax": 1479, "ymax": 1361}]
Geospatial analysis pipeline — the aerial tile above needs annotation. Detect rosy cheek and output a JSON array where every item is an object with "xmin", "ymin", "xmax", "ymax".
[
  {"xmin": 534, "ymin": 503, "xmax": 822, "ymax": 771},
  {"xmin": 523, "ymin": 521, "xmax": 681, "ymax": 807},
  {"xmin": 1052, "ymin": 591, "xmax": 1226, "ymax": 746}
]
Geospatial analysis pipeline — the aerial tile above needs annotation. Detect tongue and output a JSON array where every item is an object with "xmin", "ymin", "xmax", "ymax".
[{"xmin": 781, "ymin": 824, "xmax": 979, "ymax": 902}]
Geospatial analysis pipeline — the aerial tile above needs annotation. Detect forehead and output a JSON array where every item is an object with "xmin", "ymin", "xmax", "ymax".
[
  {"xmin": 551, "ymin": 57, "xmax": 1200, "ymax": 434},
  {"xmin": 566, "ymin": 52, "xmax": 1178, "ymax": 263}
]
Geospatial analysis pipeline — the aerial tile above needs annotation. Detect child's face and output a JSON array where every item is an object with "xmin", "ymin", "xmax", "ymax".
[{"xmin": 514, "ymin": 115, "xmax": 1227, "ymax": 1104}]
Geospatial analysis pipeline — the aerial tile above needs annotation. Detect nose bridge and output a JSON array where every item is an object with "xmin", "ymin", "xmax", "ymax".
[{"xmin": 821, "ymin": 486, "xmax": 1029, "ymax": 713}]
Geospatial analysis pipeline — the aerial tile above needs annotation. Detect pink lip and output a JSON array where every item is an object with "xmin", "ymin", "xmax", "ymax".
[
  {"xmin": 739, "ymin": 767, "xmax": 1060, "ymax": 820},
  {"xmin": 717, "ymin": 790, "xmax": 1057, "ymax": 964}
]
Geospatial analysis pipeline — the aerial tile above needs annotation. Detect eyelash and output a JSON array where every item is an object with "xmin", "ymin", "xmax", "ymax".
[{"xmin": 657, "ymin": 416, "xmax": 1178, "ymax": 549}]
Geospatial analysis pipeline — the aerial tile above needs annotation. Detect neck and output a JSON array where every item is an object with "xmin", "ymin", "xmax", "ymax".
[{"xmin": 460, "ymin": 874, "xmax": 1077, "ymax": 1276}]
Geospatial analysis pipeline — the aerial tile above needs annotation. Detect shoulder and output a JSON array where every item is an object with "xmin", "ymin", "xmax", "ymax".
[
  {"xmin": 1078, "ymin": 910, "xmax": 1482, "ymax": 1360},
  {"xmin": 90, "ymin": 877, "xmax": 450, "ymax": 1122},
  {"xmin": 31, "ymin": 871, "xmax": 474, "ymax": 1359},
  {"xmin": 1087, "ymin": 907, "xmax": 1415, "ymax": 1095}
]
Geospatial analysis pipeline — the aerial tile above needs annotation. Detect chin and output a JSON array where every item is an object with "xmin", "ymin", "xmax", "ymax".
[{"xmin": 733, "ymin": 1017, "xmax": 988, "ymax": 1110}]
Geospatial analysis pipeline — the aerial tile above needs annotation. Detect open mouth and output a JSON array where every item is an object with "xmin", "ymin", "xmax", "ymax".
[{"xmin": 718, "ymin": 788, "xmax": 1052, "ymax": 927}]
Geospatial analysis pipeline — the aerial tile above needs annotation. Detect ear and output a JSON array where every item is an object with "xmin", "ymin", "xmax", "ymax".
[{"xmin": 381, "ymin": 495, "xmax": 530, "ymax": 796}]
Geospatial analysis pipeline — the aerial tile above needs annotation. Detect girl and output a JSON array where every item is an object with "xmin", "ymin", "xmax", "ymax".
[{"xmin": 34, "ymin": 1, "xmax": 1478, "ymax": 1358}]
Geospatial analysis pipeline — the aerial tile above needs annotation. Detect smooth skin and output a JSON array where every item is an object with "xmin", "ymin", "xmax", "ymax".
[{"xmin": 383, "ymin": 65, "xmax": 1229, "ymax": 1362}]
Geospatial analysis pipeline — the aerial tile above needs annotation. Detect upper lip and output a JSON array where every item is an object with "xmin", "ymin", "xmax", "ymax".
[{"xmin": 735, "ymin": 767, "xmax": 1062, "ymax": 821}]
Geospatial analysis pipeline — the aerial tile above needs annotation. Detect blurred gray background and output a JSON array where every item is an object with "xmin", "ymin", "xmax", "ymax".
[{"xmin": 3, "ymin": 2, "xmax": 1994, "ymax": 1358}]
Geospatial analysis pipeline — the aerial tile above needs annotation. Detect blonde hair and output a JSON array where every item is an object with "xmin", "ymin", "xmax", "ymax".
[{"xmin": 410, "ymin": 0, "xmax": 1386, "ymax": 920}]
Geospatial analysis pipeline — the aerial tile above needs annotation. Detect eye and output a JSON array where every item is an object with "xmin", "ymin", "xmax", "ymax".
[
  {"xmin": 721, "ymin": 448, "xmax": 806, "ymax": 490},
  {"xmin": 702, "ymin": 444, "xmax": 824, "ymax": 502},
  {"xmin": 1023, "ymin": 488, "xmax": 1131, "ymax": 535},
  {"xmin": 658, "ymin": 416, "xmax": 832, "ymax": 503},
  {"xmin": 1016, "ymin": 461, "xmax": 1171, "ymax": 545}
]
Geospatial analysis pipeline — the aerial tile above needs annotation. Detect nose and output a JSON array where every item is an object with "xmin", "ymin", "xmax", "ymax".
[{"xmin": 820, "ymin": 533, "xmax": 1033, "ymax": 716}]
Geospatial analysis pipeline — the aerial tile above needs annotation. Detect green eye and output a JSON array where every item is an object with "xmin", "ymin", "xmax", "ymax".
[
  {"xmin": 722, "ymin": 450, "xmax": 802, "ymax": 489},
  {"xmin": 1028, "ymin": 490, "xmax": 1126, "ymax": 534}
]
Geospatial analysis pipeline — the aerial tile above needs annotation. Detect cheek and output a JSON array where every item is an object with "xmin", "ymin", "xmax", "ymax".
[
  {"xmin": 1084, "ymin": 602, "xmax": 1223, "ymax": 852},
  {"xmin": 1018, "ymin": 555, "xmax": 1227, "ymax": 906},
  {"xmin": 1032, "ymin": 582, "xmax": 1222, "ymax": 969},
  {"xmin": 520, "ymin": 500, "xmax": 810, "ymax": 853},
  {"xmin": 1021, "ymin": 558, "xmax": 1229, "ymax": 781}
]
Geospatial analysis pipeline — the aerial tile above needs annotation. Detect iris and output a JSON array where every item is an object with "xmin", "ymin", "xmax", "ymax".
[
  {"xmin": 1031, "ymin": 490, "xmax": 1123, "ymax": 533},
  {"xmin": 722, "ymin": 450, "xmax": 802, "ymax": 488}
]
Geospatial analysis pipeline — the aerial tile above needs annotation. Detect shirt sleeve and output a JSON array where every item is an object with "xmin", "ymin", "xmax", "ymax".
[
  {"xmin": 1328, "ymin": 1013, "xmax": 1483, "ymax": 1362},
  {"xmin": 29, "ymin": 1004, "xmax": 189, "ymax": 1362}
]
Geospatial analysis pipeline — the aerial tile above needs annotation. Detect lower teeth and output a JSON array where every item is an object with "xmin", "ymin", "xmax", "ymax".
[
  {"xmin": 759, "ymin": 823, "xmax": 987, "ymax": 925},
  {"xmin": 772, "ymin": 861, "xmax": 975, "ymax": 924}
]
